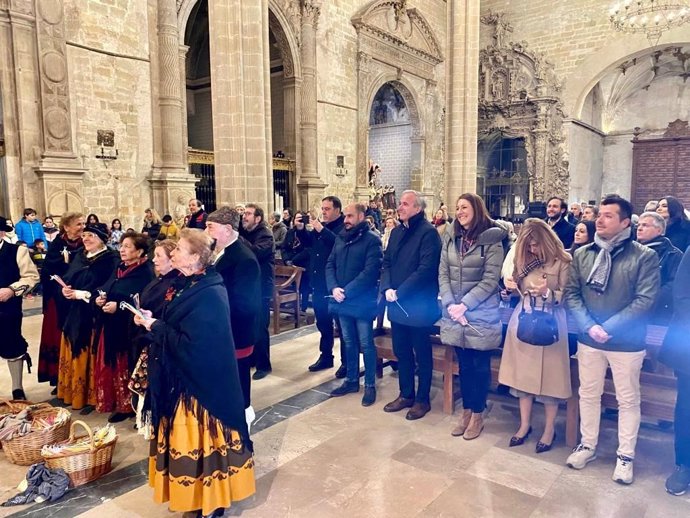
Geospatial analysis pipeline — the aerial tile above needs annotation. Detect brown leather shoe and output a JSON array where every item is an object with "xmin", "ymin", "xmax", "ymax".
[
  {"xmin": 463, "ymin": 413, "xmax": 484, "ymax": 440},
  {"xmin": 383, "ymin": 396, "xmax": 414, "ymax": 413},
  {"xmin": 405, "ymin": 402, "xmax": 431, "ymax": 420},
  {"xmin": 451, "ymin": 409, "xmax": 472, "ymax": 437}
]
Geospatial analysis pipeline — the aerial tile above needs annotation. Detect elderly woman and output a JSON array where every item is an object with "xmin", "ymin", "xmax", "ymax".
[
  {"xmin": 129, "ymin": 239, "xmax": 179, "ymax": 437},
  {"xmin": 440, "ymin": 193, "xmax": 506, "ymax": 440},
  {"xmin": 38, "ymin": 212, "xmax": 85, "ymax": 389},
  {"xmin": 499, "ymin": 219, "xmax": 572, "ymax": 453},
  {"xmin": 135, "ymin": 229, "xmax": 254, "ymax": 518},
  {"xmin": 93, "ymin": 232, "xmax": 155, "ymax": 421},
  {"xmin": 57, "ymin": 225, "xmax": 119, "ymax": 410}
]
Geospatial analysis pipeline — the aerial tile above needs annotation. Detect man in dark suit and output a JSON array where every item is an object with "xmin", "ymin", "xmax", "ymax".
[
  {"xmin": 380, "ymin": 190, "xmax": 442, "ymax": 420},
  {"xmin": 295, "ymin": 196, "xmax": 346, "ymax": 376},
  {"xmin": 546, "ymin": 196, "xmax": 575, "ymax": 249},
  {"xmin": 239, "ymin": 203, "xmax": 275, "ymax": 380},
  {"xmin": 206, "ymin": 207, "xmax": 261, "ymax": 425}
]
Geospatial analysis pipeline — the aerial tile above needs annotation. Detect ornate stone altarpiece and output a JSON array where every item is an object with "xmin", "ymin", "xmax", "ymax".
[{"xmin": 478, "ymin": 11, "xmax": 569, "ymax": 202}]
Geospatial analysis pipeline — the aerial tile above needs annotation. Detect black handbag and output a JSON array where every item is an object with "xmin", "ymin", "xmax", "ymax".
[{"xmin": 516, "ymin": 293, "xmax": 559, "ymax": 346}]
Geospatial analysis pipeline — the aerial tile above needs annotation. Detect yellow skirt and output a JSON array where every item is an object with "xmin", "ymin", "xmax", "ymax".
[
  {"xmin": 57, "ymin": 334, "xmax": 96, "ymax": 410},
  {"xmin": 148, "ymin": 398, "xmax": 255, "ymax": 515}
]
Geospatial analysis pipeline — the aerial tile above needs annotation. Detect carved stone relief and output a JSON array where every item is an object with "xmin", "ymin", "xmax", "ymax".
[
  {"xmin": 478, "ymin": 11, "xmax": 568, "ymax": 202},
  {"xmin": 351, "ymin": 0, "xmax": 443, "ymax": 199}
]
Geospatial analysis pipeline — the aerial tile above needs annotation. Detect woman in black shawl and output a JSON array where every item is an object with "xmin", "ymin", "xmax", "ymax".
[
  {"xmin": 135, "ymin": 229, "xmax": 254, "ymax": 518},
  {"xmin": 38, "ymin": 212, "xmax": 84, "ymax": 388},
  {"xmin": 93, "ymin": 232, "xmax": 155, "ymax": 422},
  {"xmin": 57, "ymin": 225, "xmax": 119, "ymax": 410}
]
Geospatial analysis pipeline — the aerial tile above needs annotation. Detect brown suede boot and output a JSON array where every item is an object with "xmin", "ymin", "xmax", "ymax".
[
  {"xmin": 451, "ymin": 409, "xmax": 472, "ymax": 437},
  {"xmin": 463, "ymin": 413, "xmax": 484, "ymax": 440}
]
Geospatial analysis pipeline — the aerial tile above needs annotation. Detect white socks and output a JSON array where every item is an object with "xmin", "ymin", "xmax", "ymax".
[{"xmin": 7, "ymin": 356, "xmax": 24, "ymax": 392}]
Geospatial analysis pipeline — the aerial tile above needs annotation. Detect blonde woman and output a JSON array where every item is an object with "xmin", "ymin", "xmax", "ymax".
[
  {"xmin": 498, "ymin": 218, "xmax": 572, "ymax": 453},
  {"xmin": 381, "ymin": 216, "xmax": 398, "ymax": 251},
  {"xmin": 142, "ymin": 208, "xmax": 162, "ymax": 238}
]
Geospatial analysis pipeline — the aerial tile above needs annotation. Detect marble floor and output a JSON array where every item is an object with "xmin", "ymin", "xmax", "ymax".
[{"xmin": 1, "ymin": 300, "xmax": 689, "ymax": 517}]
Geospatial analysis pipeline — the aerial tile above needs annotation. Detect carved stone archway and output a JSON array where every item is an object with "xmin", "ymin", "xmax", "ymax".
[
  {"xmin": 352, "ymin": 0, "xmax": 443, "ymax": 204},
  {"xmin": 478, "ymin": 12, "xmax": 568, "ymax": 202}
]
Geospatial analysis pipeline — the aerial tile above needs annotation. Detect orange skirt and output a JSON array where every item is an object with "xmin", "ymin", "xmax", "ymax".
[
  {"xmin": 57, "ymin": 334, "xmax": 96, "ymax": 410},
  {"xmin": 149, "ymin": 398, "xmax": 255, "ymax": 515}
]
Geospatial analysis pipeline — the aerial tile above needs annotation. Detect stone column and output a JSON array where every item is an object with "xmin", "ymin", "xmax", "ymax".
[
  {"xmin": 179, "ymin": 45, "xmax": 190, "ymax": 153},
  {"xmin": 296, "ymin": 0, "xmax": 326, "ymax": 210},
  {"xmin": 444, "ymin": 0, "xmax": 480, "ymax": 201},
  {"xmin": 208, "ymin": 0, "xmax": 271, "ymax": 207},
  {"xmin": 149, "ymin": 0, "xmax": 196, "ymax": 214},
  {"xmin": 30, "ymin": 0, "xmax": 87, "ymax": 217}
]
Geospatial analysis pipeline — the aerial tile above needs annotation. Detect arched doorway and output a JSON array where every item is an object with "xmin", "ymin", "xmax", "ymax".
[{"xmin": 367, "ymin": 82, "xmax": 420, "ymax": 207}]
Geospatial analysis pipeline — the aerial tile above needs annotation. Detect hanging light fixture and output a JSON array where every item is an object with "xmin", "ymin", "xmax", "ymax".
[{"xmin": 609, "ymin": 0, "xmax": 690, "ymax": 45}]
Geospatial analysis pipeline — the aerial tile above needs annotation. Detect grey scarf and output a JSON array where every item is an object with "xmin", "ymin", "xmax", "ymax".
[{"xmin": 586, "ymin": 227, "xmax": 632, "ymax": 292}]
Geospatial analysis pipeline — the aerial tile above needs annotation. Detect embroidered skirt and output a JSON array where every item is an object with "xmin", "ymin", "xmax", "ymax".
[
  {"xmin": 148, "ymin": 397, "xmax": 255, "ymax": 515},
  {"xmin": 93, "ymin": 332, "xmax": 132, "ymax": 414},
  {"xmin": 38, "ymin": 298, "xmax": 61, "ymax": 384},
  {"xmin": 57, "ymin": 334, "xmax": 96, "ymax": 410}
]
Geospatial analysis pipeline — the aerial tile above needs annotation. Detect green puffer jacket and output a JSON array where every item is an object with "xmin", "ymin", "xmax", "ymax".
[
  {"xmin": 564, "ymin": 236, "xmax": 660, "ymax": 352},
  {"xmin": 438, "ymin": 224, "xmax": 507, "ymax": 350}
]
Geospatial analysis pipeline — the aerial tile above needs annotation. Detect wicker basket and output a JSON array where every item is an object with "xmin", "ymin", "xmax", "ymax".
[
  {"xmin": 0, "ymin": 400, "xmax": 35, "ymax": 450},
  {"xmin": 43, "ymin": 420, "xmax": 118, "ymax": 488},
  {"xmin": 0, "ymin": 406, "xmax": 71, "ymax": 465}
]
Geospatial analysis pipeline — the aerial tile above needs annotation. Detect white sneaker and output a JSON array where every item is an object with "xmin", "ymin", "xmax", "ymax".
[
  {"xmin": 613, "ymin": 454, "xmax": 634, "ymax": 485},
  {"xmin": 566, "ymin": 443, "xmax": 597, "ymax": 469}
]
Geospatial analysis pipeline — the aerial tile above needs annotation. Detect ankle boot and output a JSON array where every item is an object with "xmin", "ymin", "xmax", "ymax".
[
  {"xmin": 463, "ymin": 413, "xmax": 484, "ymax": 441},
  {"xmin": 451, "ymin": 409, "xmax": 472, "ymax": 437}
]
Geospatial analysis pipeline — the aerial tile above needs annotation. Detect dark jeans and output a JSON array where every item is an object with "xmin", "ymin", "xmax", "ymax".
[
  {"xmin": 456, "ymin": 347, "xmax": 493, "ymax": 413},
  {"xmin": 676, "ymin": 372, "xmax": 690, "ymax": 466},
  {"xmin": 252, "ymin": 298, "xmax": 272, "ymax": 371},
  {"xmin": 338, "ymin": 315, "xmax": 376, "ymax": 387},
  {"xmin": 391, "ymin": 322, "xmax": 432, "ymax": 404},
  {"xmin": 238, "ymin": 355, "xmax": 252, "ymax": 409},
  {"xmin": 313, "ymin": 290, "xmax": 344, "ymax": 363}
]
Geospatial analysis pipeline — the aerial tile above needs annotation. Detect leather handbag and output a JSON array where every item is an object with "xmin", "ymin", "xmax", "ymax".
[{"xmin": 516, "ymin": 293, "xmax": 559, "ymax": 346}]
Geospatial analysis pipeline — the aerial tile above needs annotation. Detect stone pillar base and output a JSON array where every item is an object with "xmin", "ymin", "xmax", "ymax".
[
  {"xmin": 33, "ymin": 157, "xmax": 87, "ymax": 219},
  {"xmin": 149, "ymin": 167, "xmax": 198, "ymax": 226},
  {"xmin": 353, "ymin": 186, "xmax": 372, "ymax": 203},
  {"xmin": 296, "ymin": 178, "xmax": 327, "ymax": 211}
]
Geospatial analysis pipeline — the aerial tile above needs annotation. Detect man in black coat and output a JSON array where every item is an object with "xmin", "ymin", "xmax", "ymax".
[
  {"xmin": 239, "ymin": 203, "xmax": 275, "ymax": 380},
  {"xmin": 0, "ymin": 216, "xmax": 39, "ymax": 399},
  {"xmin": 381, "ymin": 191, "xmax": 442, "ymax": 420},
  {"xmin": 207, "ymin": 207, "xmax": 261, "ymax": 421},
  {"xmin": 545, "ymin": 196, "xmax": 575, "ymax": 249},
  {"xmin": 186, "ymin": 198, "xmax": 207, "ymax": 229},
  {"xmin": 637, "ymin": 211, "xmax": 683, "ymax": 324},
  {"xmin": 295, "ymin": 196, "xmax": 346, "ymax": 375},
  {"xmin": 326, "ymin": 203, "xmax": 383, "ymax": 406}
]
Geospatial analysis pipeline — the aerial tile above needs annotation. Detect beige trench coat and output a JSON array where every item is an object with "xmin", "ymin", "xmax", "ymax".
[{"xmin": 498, "ymin": 258, "xmax": 572, "ymax": 399}]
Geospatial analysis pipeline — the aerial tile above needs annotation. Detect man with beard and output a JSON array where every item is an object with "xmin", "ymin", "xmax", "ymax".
[
  {"xmin": 207, "ymin": 207, "xmax": 261, "ymax": 426},
  {"xmin": 326, "ymin": 203, "xmax": 382, "ymax": 406},
  {"xmin": 240, "ymin": 204, "xmax": 275, "ymax": 380},
  {"xmin": 545, "ymin": 196, "xmax": 575, "ymax": 248}
]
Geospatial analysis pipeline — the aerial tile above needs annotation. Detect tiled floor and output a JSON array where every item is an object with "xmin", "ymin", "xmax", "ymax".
[{"xmin": 1, "ymin": 302, "xmax": 689, "ymax": 517}]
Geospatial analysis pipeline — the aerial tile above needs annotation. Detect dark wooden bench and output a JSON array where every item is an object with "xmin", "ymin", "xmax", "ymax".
[{"xmin": 374, "ymin": 307, "xmax": 676, "ymax": 448}]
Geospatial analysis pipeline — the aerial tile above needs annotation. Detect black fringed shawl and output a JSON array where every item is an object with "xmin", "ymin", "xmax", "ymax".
[{"xmin": 146, "ymin": 269, "xmax": 251, "ymax": 451}]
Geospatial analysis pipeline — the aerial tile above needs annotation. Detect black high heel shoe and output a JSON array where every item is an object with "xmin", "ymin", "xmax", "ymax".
[
  {"xmin": 536, "ymin": 432, "xmax": 557, "ymax": 454},
  {"xmin": 509, "ymin": 426, "xmax": 532, "ymax": 447}
]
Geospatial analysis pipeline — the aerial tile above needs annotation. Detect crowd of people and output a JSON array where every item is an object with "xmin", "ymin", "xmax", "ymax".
[{"xmin": 2, "ymin": 190, "xmax": 690, "ymax": 515}]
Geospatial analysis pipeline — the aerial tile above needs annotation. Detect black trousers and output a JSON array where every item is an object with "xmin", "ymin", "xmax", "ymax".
[
  {"xmin": 313, "ymin": 290, "xmax": 344, "ymax": 363},
  {"xmin": 0, "ymin": 313, "xmax": 29, "ymax": 360},
  {"xmin": 456, "ymin": 347, "xmax": 493, "ymax": 413},
  {"xmin": 676, "ymin": 372, "xmax": 690, "ymax": 467},
  {"xmin": 237, "ymin": 355, "xmax": 252, "ymax": 409},
  {"xmin": 391, "ymin": 322, "xmax": 432, "ymax": 404},
  {"xmin": 252, "ymin": 298, "xmax": 272, "ymax": 371}
]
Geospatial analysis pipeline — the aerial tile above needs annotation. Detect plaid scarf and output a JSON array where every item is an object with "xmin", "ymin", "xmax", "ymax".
[
  {"xmin": 454, "ymin": 223, "xmax": 475, "ymax": 256},
  {"xmin": 518, "ymin": 257, "xmax": 544, "ymax": 279}
]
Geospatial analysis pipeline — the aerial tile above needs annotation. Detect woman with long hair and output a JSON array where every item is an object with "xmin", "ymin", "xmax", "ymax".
[
  {"xmin": 142, "ymin": 209, "xmax": 163, "ymax": 239},
  {"xmin": 499, "ymin": 218, "xmax": 572, "ymax": 453},
  {"xmin": 440, "ymin": 193, "xmax": 507, "ymax": 440},
  {"xmin": 568, "ymin": 220, "xmax": 596, "ymax": 256},
  {"xmin": 134, "ymin": 229, "xmax": 254, "ymax": 517},
  {"xmin": 38, "ymin": 212, "xmax": 85, "ymax": 389},
  {"xmin": 657, "ymin": 196, "xmax": 690, "ymax": 252},
  {"xmin": 57, "ymin": 225, "xmax": 119, "ymax": 410},
  {"xmin": 108, "ymin": 219, "xmax": 124, "ymax": 251},
  {"xmin": 93, "ymin": 232, "xmax": 155, "ymax": 422}
]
